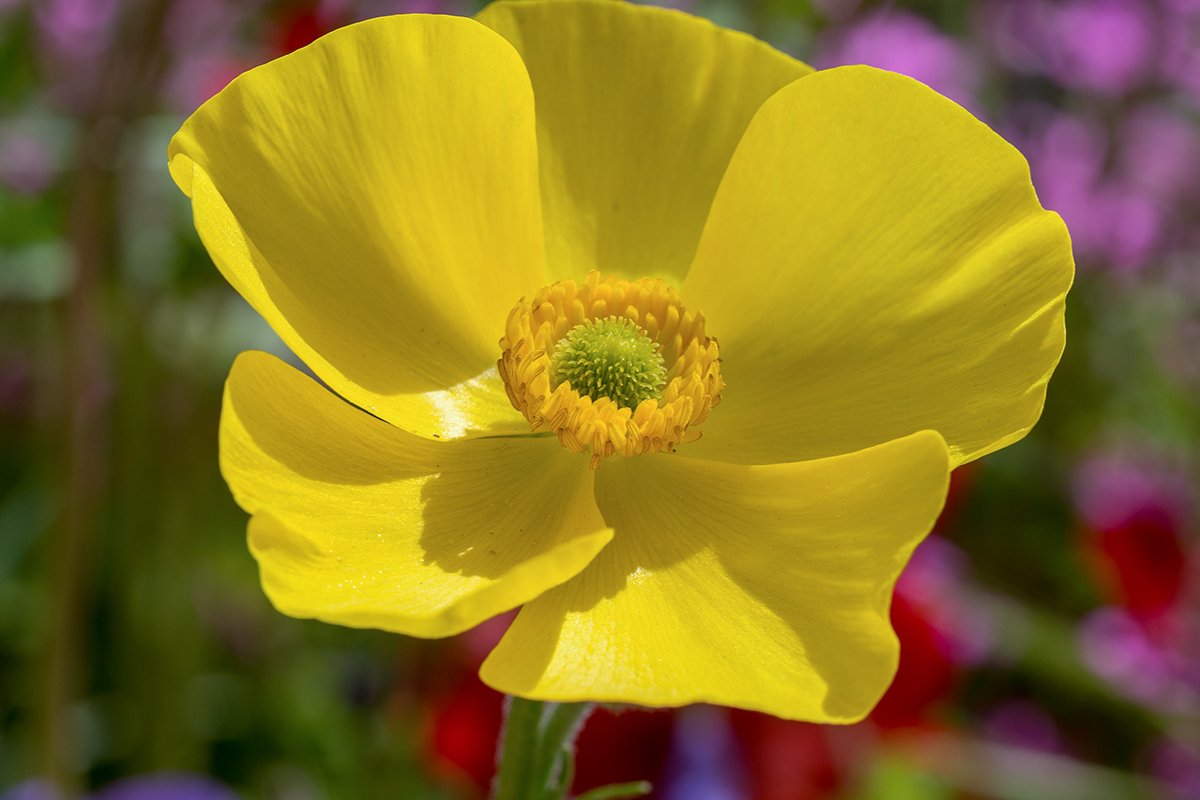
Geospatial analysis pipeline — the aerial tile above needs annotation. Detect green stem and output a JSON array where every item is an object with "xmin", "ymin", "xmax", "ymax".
[
  {"xmin": 491, "ymin": 697, "xmax": 657, "ymax": 800},
  {"xmin": 493, "ymin": 696, "xmax": 544, "ymax": 800},
  {"xmin": 492, "ymin": 697, "xmax": 595, "ymax": 800},
  {"xmin": 533, "ymin": 702, "xmax": 594, "ymax": 797}
]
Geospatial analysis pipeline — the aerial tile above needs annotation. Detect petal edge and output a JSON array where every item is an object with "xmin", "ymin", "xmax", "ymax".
[
  {"xmin": 224, "ymin": 350, "xmax": 613, "ymax": 638},
  {"xmin": 481, "ymin": 430, "xmax": 951, "ymax": 721}
]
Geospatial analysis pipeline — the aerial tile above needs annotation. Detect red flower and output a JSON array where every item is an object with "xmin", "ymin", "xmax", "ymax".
[
  {"xmin": 1073, "ymin": 456, "xmax": 1193, "ymax": 621},
  {"xmin": 424, "ymin": 652, "xmax": 672, "ymax": 796},
  {"xmin": 729, "ymin": 710, "xmax": 842, "ymax": 800},
  {"xmin": 573, "ymin": 707, "xmax": 672, "ymax": 796},
  {"xmin": 426, "ymin": 669, "xmax": 504, "ymax": 792},
  {"xmin": 870, "ymin": 593, "xmax": 957, "ymax": 729},
  {"xmin": 1090, "ymin": 505, "xmax": 1187, "ymax": 620},
  {"xmin": 276, "ymin": 4, "xmax": 334, "ymax": 55}
]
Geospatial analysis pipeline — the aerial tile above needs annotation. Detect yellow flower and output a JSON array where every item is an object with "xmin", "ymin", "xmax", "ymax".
[{"xmin": 168, "ymin": 0, "xmax": 1073, "ymax": 721}]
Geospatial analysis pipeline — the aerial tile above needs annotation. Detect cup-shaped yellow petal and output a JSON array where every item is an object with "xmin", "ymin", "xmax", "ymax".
[
  {"xmin": 222, "ymin": 351, "xmax": 613, "ymax": 638},
  {"xmin": 170, "ymin": 14, "xmax": 544, "ymax": 440},
  {"xmin": 683, "ymin": 66, "xmax": 1074, "ymax": 468},
  {"xmin": 480, "ymin": 430, "xmax": 951, "ymax": 722},
  {"xmin": 477, "ymin": 0, "xmax": 811, "ymax": 282},
  {"xmin": 175, "ymin": 1, "xmax": 1070, "ymax": 727}
]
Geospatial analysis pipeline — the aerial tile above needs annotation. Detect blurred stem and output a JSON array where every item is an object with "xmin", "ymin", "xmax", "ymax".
[
  {"xmin": 40, "ymin": 0, "xmax": 175, "ymax": 791},
  {"xmin": 492, "ymin": 697, "xmax": 594, "ymax": 800},
  {"xmin": 43, "ymin": 139, "xmax": 112, "ymax": 794}
]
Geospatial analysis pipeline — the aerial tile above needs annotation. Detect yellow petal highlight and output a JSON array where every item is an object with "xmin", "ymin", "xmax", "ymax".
[
  {"xmin": 683, "ymin": 66, "xmax": 1074, "ymax": 468},
  {"xmin": 169, "ymin": 15, "xmax": 544, "ymax": 439},
  {"xmin": 480, "ymin": 430, "xmax": 951, "ymax": 722},
  {"xmin": 223, "ymin": 351, "xmax": 612, "ymax": 638},
  {"xmin": 477, "ymin": 0, "xmax": 811, "ymax": 283}
]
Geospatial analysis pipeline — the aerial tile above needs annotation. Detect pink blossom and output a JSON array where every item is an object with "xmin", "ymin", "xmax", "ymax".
[
  {"xmin": 1161, "ymin": 4, "xmax": 1200, "ymax": 104},
  {"xmin": 816, "ymin": 10, "xmax": 980, "ymax": 108},
  {"xmin": 35, "ymin": 0, "xmax": 119, "ymax": 63},
  {"xmin": 1118, "ymin": 106, "xmax": 1200, "ymax": 204},
  {"xmin": 1024, "ymin": 111, "xmax": 1171, "ymax": 271},
  {"xmin": 1077, "ymin": 607, "xmax": 1200, "ymax": 712},
  {"xmin": 1051, "ymin": 0, "xmax": 1155, "ymax": 93},
  {"xmin": 981, "ymin": 0, "xmax": 1156, "ymax": 94},
  {"xmin": 1073, "ymin": 455, "xmax": 1193, "ymax": 536}
]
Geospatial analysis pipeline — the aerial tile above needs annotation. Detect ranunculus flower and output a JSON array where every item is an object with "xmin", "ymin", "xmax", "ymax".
[{"xmin": 168, "ymin": 0, "xmax": 1073, "ymax": 720}]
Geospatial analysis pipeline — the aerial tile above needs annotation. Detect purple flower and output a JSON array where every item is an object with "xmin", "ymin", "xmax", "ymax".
[
  {"xmin": 3, "ymin": 774, "xmax": 239, "ymax": 800},
  {"xmin": 1022, "ymin": 110, "xmax": 1172, "ymax": 271},
  {"xmin": 1085, "ymin": 184, "xmax": 1163, "ymax": 272},
  {"xmin": 35, "ymin": 0, "xmax": 119, "ymax": 63},
  {"xmin": 90, "ymin": 773, "xmax": 239, "ymax": 800},
  {"xmin": 981, "ymin": 0, "xmax": 1155, "ymax": 94},
  {"xmin": 1078, "ymin": 608, "xmax": 1174, "ymax": 702},
  {"xmin": 660, "ymin": 706, "xmax": 749, "ymax": 800},
  {"xmin": 1077, "ymin": 607, "xmax": 1200, "ymax": 713},
  {"xmin": 34, "ymin": 0, "xmax": 122, "ymax": 110},
  {"xmin": 1161, "ymin": 5, "xmax": 1200, "ymax": 104},
  {"xmin": 1050, "ymin": 0, "xmax": 1155, "ymax": 93},
  {"xmin": 1024, "ymin": 114, "xmax": 1104, "ymax": 255},
  {"xmin": 816, "ymin": 9, "xmax": 980, "ymax": 108},
  {"xmin": 1118, "ymin": 107, "xmax": 1200, "ymax": 204}
]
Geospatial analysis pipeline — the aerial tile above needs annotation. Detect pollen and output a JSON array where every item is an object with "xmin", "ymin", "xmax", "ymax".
[{"xmin": 497, "ymin": 271, "xmax": 724, "ymax": 469}]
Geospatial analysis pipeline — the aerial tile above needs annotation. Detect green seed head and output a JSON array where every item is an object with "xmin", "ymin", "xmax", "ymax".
[{"xmin": 550, "ymin": 317, "xmax": 665, "ymax": 410}]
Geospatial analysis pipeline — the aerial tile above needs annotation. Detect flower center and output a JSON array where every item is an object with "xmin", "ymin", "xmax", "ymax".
[
  {"xmin": 550, "ymin": 317, "xmax": 665, "ymax": 410},
  {"xmin": 497, "ymin": 271, "xmax": 724, "ymax": 469}
]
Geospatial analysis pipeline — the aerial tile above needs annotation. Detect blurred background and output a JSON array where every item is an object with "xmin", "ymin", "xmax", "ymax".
[{"xmin": 0, "ymin": 0, "xmax": 1198, "ymax": 797}]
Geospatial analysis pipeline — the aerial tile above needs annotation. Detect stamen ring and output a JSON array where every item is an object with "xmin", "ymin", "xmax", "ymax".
[{"xmin": 498, "ymin": 271, "xmax": 724, "ymax": 469}]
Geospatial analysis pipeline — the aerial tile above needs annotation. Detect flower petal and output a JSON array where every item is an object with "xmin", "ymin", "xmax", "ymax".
[
  {"xmin": 480, "ymin": 430, "xmax": 950, "ymax": 722},
  {"xmin": 169, "ymin": 15, "xmax": 544, "ymax": 439},
  {"xmin": 682, "ymin": 66, "xmax": 1074, "ymax": 467},
  {"xmin": 476, "ymin": 0, "xmax": 811, "ymax": 283},
  {"xmin": 223, "ymin": 351, "xmax": 612, "ymax": 638}
]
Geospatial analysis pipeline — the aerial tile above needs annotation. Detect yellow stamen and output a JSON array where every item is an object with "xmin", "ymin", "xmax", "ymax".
[{"xmin": 498, "ymin": 271, "xmax": 724, "ymax": 468}]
